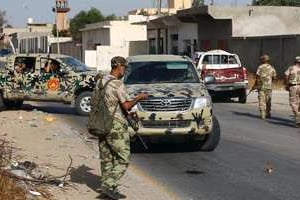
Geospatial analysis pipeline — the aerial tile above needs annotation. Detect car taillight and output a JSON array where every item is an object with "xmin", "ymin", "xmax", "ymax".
[{"xmin": 242, "ymin": 67, "xmax": 248, "ymax": 80}]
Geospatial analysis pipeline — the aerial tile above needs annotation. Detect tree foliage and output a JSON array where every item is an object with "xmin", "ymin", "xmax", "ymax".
[
  {"xmin": 252, "ymin": 0, "xmax": 300, "ymax": 6},
  {"xmin": 70, "ymin": 7, "xmax": 116, "ymax": 42}
]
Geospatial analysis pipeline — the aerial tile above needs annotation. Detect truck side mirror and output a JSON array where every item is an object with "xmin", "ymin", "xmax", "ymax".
[{"xmin": 204, "ymin": 75, "xmax": 215, "ymax": 84}]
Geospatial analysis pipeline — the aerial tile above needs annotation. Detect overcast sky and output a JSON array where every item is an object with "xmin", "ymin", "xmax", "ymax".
[{"xmin": 1, "ymin": 0, "xmax": 251, "ymax": 27}]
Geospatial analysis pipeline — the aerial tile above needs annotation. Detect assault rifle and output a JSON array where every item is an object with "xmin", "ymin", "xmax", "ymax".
[
  {"xmin": 126, "ymin": 112, "xmax": 148, "ymax": 150},
  {"xmin": 247, "ymin": 79, "xmax": 257, "ymax": 97}
]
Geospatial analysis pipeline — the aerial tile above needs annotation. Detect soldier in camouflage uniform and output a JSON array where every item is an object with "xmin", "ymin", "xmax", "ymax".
[
  {"xmin": 256, "ymin": 54, "xmax": 277, "ymax": 119},
  {"xmin": 99, "ymin": 56, "xmax": 148, "ymax": 199},
  {"xmin": 285, "ymin": 56, "xmax": 300, "ymax": 127}
]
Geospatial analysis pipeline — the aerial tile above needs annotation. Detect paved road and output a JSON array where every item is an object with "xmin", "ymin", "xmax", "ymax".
[
  {"xmin": 27, "ymin": 91, "xmax": 300, "ymax": 200},
  {"xmin": 130, "ymin": 101, "xmax": 300, "ymax": 200}
]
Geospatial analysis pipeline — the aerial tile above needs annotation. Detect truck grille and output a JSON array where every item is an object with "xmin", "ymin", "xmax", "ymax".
[
  {"xmin": 142, "ymin": 120, "xmax": 191, "ymax": 128},
  {"xmin": 139, "ymin": 98, "xmax": 192, "ymax": 112}
]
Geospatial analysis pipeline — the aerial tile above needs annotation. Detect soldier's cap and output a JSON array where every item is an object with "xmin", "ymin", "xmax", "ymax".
[
  {"xmin": 111, "ymin": 56, "xmax": 128, "ymax": 68},
  {"xmin": 295, "ymin": 56, "xmax": 300, "ymax": 63},
  {"xmin": 260, "ymin": 54, "xmax": 270, "ymax": 62}
]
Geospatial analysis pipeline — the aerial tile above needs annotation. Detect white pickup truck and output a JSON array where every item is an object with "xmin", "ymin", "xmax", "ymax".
[{"xmin": 194, "ymin": 49, "xmax": 248, "ymax": 103}]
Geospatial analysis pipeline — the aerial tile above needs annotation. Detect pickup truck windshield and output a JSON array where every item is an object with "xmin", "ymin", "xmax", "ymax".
[
  {"xmin": 124, "ymin": 61, "xmax": 200, "ymax": 84},
  {"xmin": 59, "ymin": 57, "xmax": 88, "ymax": 72}
]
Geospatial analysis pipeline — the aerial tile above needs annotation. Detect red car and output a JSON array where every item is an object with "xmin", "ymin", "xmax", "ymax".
[{"xmin": 194, "ymin": 49, "xmax": 248, "ymax": 103}]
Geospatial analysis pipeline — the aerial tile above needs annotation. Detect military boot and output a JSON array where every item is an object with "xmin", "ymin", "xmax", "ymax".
[
  {"xmin": 101, "ymin": 187, "xmax": 120, "ymax": 200},
  {"xmin": 260, "ymin": 112, "xmax": 266, "ymax": 120},
  {"xmin": 112, "ymin": 186, "xmax": 126, "ymax": 199},
  {"xmin": 266, "ymin": 113, "xmax": 271, "ymax": 119}
]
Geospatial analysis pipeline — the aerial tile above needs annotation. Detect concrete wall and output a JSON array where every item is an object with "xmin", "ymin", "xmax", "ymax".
[
  {"xmin": 178, "ymin": 23, "xmax": 198, "ymax": 54},
  {"xmin": 197, "ymin": 19, "xmax": 231, "ymax": 40},
  {"xmin": 82, "ymin": 28, "xmax": 110, "ymax": 50},
  {"xmin": 96, "ymin": 46, "xmax": 129, "ymax": 72},
  {"xmin": 85, "ymin": 50, "xmax": 97, "ymax": 68},
  {"xmin": 128, "ymin": 41, "xmax": 148, "ymax": 56},
  {"xmin": 110, "ymin": 21, "xmax": 147, "ymax": 47},
  {"xmin": 228, "ymin": 35, "xmax": 300, "ymax": 77},
  {"xmin": 208, "ymin": 6, "xmax": 300, "ymax": 37}
]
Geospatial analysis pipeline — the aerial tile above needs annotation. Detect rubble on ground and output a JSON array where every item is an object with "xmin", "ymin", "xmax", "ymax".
[{"xmin": 0, "ymin": 137, "xmax": 73, "ymax": 200}]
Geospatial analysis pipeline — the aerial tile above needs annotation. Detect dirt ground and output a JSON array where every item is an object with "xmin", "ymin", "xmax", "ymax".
[{"xmin": 0, "ymin": 107, "xmax": 177, "ymax": 200}]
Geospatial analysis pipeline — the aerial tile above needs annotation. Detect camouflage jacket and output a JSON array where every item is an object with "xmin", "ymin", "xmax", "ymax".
[
  {"xmin": 102, "ymin": 74, "xmax": 131, "ymax": 125},
  {"xmin": 284, "ymin": 64, "xmax": 300, "ymax": 85},
  {"xmin": 256, "ymin": 63, "xmax": 276, "ymax": 90}
]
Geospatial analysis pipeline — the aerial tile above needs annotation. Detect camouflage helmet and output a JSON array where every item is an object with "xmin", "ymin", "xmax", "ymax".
[
  {"xmin": 295, "ymin": 56, "xmax": 300, "ymax": 63},
  {"xmin": 260, "ymin": 54, "xmax": 270, "ymax": 62},
  {"xmin": 111, "ymin": 56, "xmax": 127, "ymax": 68}
]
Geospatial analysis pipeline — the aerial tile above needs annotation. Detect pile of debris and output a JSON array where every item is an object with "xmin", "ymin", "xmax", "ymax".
[{"xmin": 0, "ymin": 138, "xmax": 73, "ymax": 200}]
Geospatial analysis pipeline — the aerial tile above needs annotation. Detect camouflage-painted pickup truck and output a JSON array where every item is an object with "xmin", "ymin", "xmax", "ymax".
[
  {"xmin": 0, "ymin": 53, "xmax": 96, "ymax": 115},
  {"xmin": 126, "ymin": 55, "xmax": 221, "ymax": 151}
]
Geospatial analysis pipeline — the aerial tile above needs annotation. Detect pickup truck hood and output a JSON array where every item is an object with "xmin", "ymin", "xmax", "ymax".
[{"xmin": 126, "ymin": 83, "xmax": 209, "ymax": 98}]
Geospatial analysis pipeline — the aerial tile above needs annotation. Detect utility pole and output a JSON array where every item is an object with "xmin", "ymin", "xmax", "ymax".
[
  {"xmin": 52, "ymin": 1, "xmax": 60, "ymax": 54},
  {"xmin": 158, "ymin": 0, "xmax": 162, "ymax": 15}
]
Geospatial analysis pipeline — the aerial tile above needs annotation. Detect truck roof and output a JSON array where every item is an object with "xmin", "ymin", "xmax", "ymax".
[
  {"xmin": 127, "ymin": 54, "xmax": 191, "ymax": 62},
  {"xmin": 205, "ymin": 49, "xmax": 235, "ymax": 55},
  {"xmin": 7, "ymin": 53, "xmax": 71, "ymax": 59}
]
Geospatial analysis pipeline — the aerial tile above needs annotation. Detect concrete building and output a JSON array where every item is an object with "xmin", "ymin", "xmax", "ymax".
[
  {"xmin": 129, "ymin": 0, "xmax": 192, "ymax": 16},
  {"xmin": 2, "ymin": 20, "xmax": 54, "ymax": 53},
  {"xmin": 80, "ymin": 15, "xmax": 149, "ymax": 71},
  {"xmin": 147, "ymin": 5, "xmax": 300, "ymax": 75}
]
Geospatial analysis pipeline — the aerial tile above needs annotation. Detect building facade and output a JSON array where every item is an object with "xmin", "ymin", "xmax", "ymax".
[
  {"xmin": 146, "ymin": 5, "xmax": 300, "ymax": 75},
  {"xmin": 80, "ymin": 15, "xmax": 148, "ymax": 71}
]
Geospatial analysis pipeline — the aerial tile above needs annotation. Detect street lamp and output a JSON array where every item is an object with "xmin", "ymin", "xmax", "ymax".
[{"xmin": 52, "ymin": 6, "xmax": 60, "ymax": 54}]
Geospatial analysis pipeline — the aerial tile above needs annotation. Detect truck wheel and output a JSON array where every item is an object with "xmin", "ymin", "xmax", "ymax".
[
  {"xmin": 198, "ymin": 116, "xmax": 220, "ymax": 151},
  {"xmin": 3, "ymin": 99, "xmax": 24, "ymax": 109},
  {"xmin": 0, "ymin": 94, "xmax": 5, "ymax": 111},
  {"xmin": 75, "ymin": 91, "xmax": 92, "ymax": 116},
  {"xmin": 238, "ymin": 89, "xmax": 247, "ymax": 104}
]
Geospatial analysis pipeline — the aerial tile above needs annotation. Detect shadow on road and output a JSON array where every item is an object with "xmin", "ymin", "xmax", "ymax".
[
  {"xmin": 20, "ymin": 103, "xmax": 77, "ymax": 115},
  {"xmin": 70, "ymin": 164, "xmax": 101, "ymax": 192},
  {"xmin": 232, "ymin": 111, "xmax": 295, "ymax": 127},
  {"xmin": 232, "ymin": 111, "xmax": 261, "ymax": 119},
  {"xmin": 267, "ymin": 116, "xmax": 295, "ymax": 127},
  {"xmin": 131, "ymin": 142, "xmax": 202, "ymax": 154}
]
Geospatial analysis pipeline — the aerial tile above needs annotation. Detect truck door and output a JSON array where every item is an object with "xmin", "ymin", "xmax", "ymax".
[
  {"xmin": 37, "ymin": 57, "xmax": 73, "ymax": 102},
  {"xmin": 4, "ymin": 56, "xmax": 37, "ymax": 99}
]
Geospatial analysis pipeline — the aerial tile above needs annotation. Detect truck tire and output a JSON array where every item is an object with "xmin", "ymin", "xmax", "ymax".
[
  {"xmin": 0, "ymin": 94, "xmax": 5, "ymax": 111},
  {"xmin": 3, "ymin": 99, "xmax": 23, "ymax": 109},
  {"xmin": 75, "ymin": 91, "xmax": 92, "ymax": 116},
  {"xmin": 238, "ymin": 89, "xmax": 247, "ymax": 104},
  {"xmin": 198, "ymin": 116, "xmax": 220, "ymax": 151}
]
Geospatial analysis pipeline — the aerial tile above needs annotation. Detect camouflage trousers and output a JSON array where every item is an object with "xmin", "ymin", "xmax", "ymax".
[
  {"xmin": 258, "ymin": 89, "xmax": 272, "ymax": 119},
  {"xmin": 98, "ymin": 120, "xmax": 130, "ymax": 190},
  {"xmin": 289, "ymin": 86, "xmax": 300, "ymax": 124}
]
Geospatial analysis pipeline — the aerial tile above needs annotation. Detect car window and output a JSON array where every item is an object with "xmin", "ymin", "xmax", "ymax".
[
  {"xmin": 212, "ymin": 55, "xmax": 220, "ymax": 64},
  {"xmin": 124, "ymin": 61, "xmax": 199, "ymax": 84},
  {"xmin": 14, "ymin": 57, "xmax": 35, "ymax": 74},
  {"xmin": 59, "ymin": 56, "xmax": 88, "ymax": 72},
  {"xmin": 228, "ymin": 55, "xmax": 238, "ymax": 64},
  {"xmin": 40, "ymin": 58, "xmax": 61, "ymax": 74}
]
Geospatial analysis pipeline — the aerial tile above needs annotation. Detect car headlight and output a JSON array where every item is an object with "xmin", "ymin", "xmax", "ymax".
[{"xmin": 193, "ymin": 97, "xmax": 212, "ymax": 109}]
